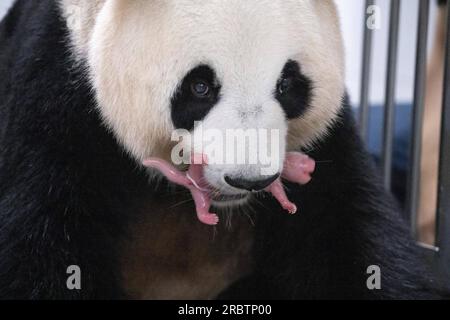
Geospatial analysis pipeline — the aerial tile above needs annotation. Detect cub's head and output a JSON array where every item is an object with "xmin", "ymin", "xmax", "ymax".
[{"xmin": 61, "ymin": 0, "xmax": 345, "ymax": 205}]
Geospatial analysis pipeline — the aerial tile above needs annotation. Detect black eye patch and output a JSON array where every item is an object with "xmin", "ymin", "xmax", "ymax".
[
  {"xmin": 275, "ymin": 60, "xmax": 313, "ymax": 119},
  {"xmin": 171, "ymin": 65, "xmax": 221, "ymax": 131}
]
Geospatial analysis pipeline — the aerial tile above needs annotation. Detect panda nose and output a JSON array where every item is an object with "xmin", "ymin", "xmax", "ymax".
[{"xmin": 224, "ymin": 174, "xmax": 280, "ymax": 191}]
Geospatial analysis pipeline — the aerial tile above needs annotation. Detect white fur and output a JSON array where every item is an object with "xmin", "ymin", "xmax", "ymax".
[{"xmin": 60, "ymin": 0, "xmax": 345, "ymax": 193}]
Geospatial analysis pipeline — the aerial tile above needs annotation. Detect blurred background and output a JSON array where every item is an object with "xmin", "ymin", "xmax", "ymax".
[
  {"xmin": 338, "ymin": 0, "xmax": 440, "ymax": 106},
  {"xmin": 0, "ymin": 1, "xmax": 11, "ymax": 19}
]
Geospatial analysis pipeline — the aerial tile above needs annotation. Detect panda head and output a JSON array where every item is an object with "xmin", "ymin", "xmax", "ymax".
[{"xmin": 61, "ymin": 0, "xmax": 345, "ymax": 204}]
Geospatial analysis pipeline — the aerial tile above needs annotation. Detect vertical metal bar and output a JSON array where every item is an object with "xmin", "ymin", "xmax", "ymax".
[
  {"xmin": 435, "ymin": 2, "xmax": 450, "ymax": 281},
  {"xmin": 407, "ymin": 0, "xmax": 430, "ymax": 236},
  {"xmin": 382, "ymin": 0, "xmax": 401, "ymax": 191},
  {"xmin": 359, "ymin": 0, "xmax": 375, "ymax": 142}
]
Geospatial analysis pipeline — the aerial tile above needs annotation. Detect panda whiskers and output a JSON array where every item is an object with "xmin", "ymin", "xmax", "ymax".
[
  {"xmin": 241, "ymin": 205, "xmax": 256, "ymax": 227},
  {"xmin": 222, "ymin": 200, "xmax": 255, "ymax": 230},
  {"xmin": 169, "ymin": 197, "xmax": 194, "ymax": 209},
  {"xmin": 208, "ymin": 189, "xmax": 222, "ymax": 199},
  {"xmin": 225, "ymin": 207, "xmax": 234, "ymax": 230}
]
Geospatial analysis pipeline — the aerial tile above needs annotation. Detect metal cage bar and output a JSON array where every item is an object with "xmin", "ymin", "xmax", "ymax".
[
  {"xmin": 355, "ymin": 0, "xmax": 448, "ymax": 277},
  {"xmin": 407, "ymin": 0, "xmax": 430, "ymax": 234},
  {"xmin": 382, "ymin": 0, "xmax": 401, "ymax": 191},
  {"xmin": 435, "ymin": 1, "xmax": 450, "ymax": 281},
  {"xmin": 359, "ymin": 0, "xmax": 375, "ymax": 141}
]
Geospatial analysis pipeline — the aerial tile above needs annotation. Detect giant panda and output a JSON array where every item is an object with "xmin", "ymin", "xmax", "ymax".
[{"xmin": 0, "ymin": 0, "xmax": 446, "ymax": 300}]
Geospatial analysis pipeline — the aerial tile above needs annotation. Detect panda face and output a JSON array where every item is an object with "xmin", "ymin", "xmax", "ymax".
[
  {"xmin": 169, "ymin": 60, "xmax": 315, "ymax": 197},
  {"xmin": 62, "ymin": 0, "xmax": 345, "ymax": 200}
]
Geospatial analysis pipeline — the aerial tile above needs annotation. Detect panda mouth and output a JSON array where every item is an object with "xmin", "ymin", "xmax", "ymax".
[{"xmin": 143, "ymin": 152, "xmax": 315, "ymax": 226}]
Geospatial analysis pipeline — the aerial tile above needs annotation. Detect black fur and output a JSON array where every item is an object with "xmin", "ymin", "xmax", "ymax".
[
  {"xmin": 0, "ymin": 0, "xmax": 447, "ymax": 299},
  {"xmin": 0, "ymin": 0, "xmax": 151, "ymax": 299},
  {"xmin": 275, "ymin": 60, "xmax": 313, "ymax": 119},
  {"xmin": 171, "ymin": 65, "xmax": 222, "ymax": 130}
]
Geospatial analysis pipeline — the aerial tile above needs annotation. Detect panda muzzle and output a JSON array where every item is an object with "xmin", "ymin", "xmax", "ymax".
[{"xmin": 143, "ymin": 152, "xmax": 315, "ymax": 226}]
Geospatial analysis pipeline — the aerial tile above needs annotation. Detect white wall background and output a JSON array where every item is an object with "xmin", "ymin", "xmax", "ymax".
[
  {"xmin": 336, "ymin": 0, "xmax": 438, "ymax": 105},
  {"xmin": 0, "ymin": 0, "xmax": 439, "ymax": 106},
  {"xmin": 0, "ymin": 0, "xmax": 13, "ymax": 19}
]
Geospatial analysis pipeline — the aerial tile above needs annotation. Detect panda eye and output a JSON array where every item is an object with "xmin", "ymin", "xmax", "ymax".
[
  {"xmin": 278, "ymin": 77, "xmax": 293, "ymax": 95},
  {"xmin": 191, "ymin": 80, "xmax": 211, "ymax": 98}
]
